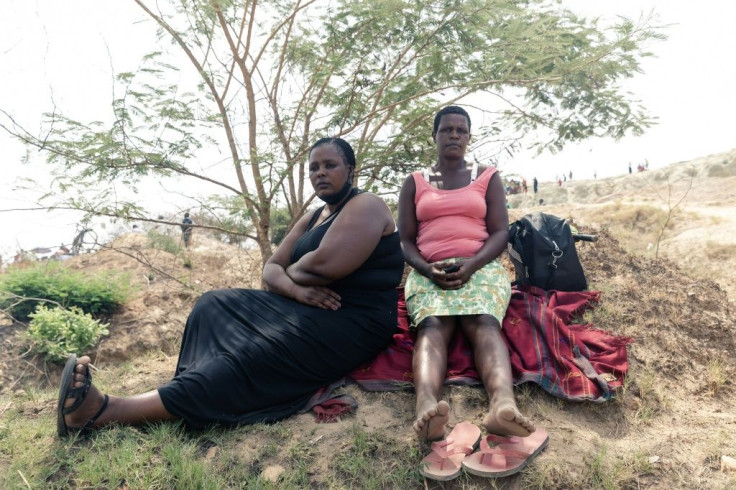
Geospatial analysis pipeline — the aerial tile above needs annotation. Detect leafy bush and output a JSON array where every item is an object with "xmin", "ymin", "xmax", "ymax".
[
  {"xmin": 0, "ymin": 262, "xmax": 132, "ymax": 321},
  {"xmin": 27, "ymin": 305, "xmax": 109, "ymax": 362},
  {"xmin": 147, "ymin": 230, "xmax": 182, "ymax": 254}
]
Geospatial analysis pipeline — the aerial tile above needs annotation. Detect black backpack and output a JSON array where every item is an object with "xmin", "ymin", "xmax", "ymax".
[{"xmin": 507, "ymin": 212, "xmax": 588, "ymax": 291}]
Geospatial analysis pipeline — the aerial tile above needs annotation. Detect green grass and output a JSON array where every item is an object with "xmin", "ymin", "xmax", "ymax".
[
  {"xmin": 147, "ymin": 230, "xmax": 184, "ymax": 255},
  {"xmin": 0, "ymin": 388, "xmax": 425, "ymax": 489},
  {"xmin": 331, "ymin": 424, "xmax": 423, "ymax": 488}
]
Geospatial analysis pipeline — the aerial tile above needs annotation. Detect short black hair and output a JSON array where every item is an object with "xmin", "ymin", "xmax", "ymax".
[
  {"xmin": 309, "ymin": 137, "xmax": 356, "ymax": 168},
  {"xmin": 184, "ymin": 212, "xmax": 190, "ymax": 218},
  {"xmin": 433, "ymin": 106, "xmax": 471, "ymax": 134}
]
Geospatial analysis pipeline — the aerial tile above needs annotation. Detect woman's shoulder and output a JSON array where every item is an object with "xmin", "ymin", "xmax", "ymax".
[
  {"xmin": 346, "ymin": 191, "xmax": 392, "ymax": 214},
  {"xmin": 401, "ymin": 171, "xmax": 423, "ymax": 185},
  {"xmin": 341, "ymin": 191, "xmax": 395, "ymax": 233},
  {"xmin": 476, "ymin": 165, "xmax": 498, "ymax": 178}
]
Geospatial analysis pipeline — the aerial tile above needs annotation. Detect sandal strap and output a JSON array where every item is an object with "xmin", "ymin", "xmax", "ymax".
[
  {"xmin": 81, "ymin": 394, "xmax": 109, "ymax": 433},
  {"xmin": 431, "ymin": 437, "xmax": 475, "ymax": 455},
  {"xmin": 484, "ymin": 433, "xmax": 519, "ymax": 445},
  {"xmin": 479, "ymin": 446, "xmax": 530, "ymax": 461},
  {"xmin": 61, "ymin": 364, "xmax": 91, "ymax": 416}
]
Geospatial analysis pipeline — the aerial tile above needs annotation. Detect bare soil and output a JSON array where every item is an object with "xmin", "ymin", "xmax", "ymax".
[{"xmin": 1, "ymin": 149, "xmax": 735, "ymax": 488}]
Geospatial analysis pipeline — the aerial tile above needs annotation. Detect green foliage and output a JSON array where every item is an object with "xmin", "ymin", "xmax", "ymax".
[
  {"xmin": 199, "ymin": 195, "xmax": 253, "ymax": 245},
  {"xmin": 0, "ymin": 262, "xmax": 131, "ymax": 321},
  {"xmin": 27, "ymin": 305, "xmax": 109, "ymax": 362},
  {"xmin": 147, "ymin": 229, "xmax": 182, "ymax": 254},
  {"xmin": 270, "ymin": 206, "xmax": 293, "ymax": 245},
  {"xmin": 2, "ymin": 0, "xmax": 665, "ymax": 263}
]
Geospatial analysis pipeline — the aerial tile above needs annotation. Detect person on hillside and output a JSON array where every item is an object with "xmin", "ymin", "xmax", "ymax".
[
  {"xmin": 57, "ymin": 137, "xmax": 404, "ymax": 437},
  {"xmin": 180, "ymin": 212, "xmax": 194, "ymax": 248},
  {"xmin": 533, "ymin": 176, "xmax": 538, "ymax": 194},
  {"xmin": 398, "ymin": 106, "xmax": 535, "ymax": 442}
]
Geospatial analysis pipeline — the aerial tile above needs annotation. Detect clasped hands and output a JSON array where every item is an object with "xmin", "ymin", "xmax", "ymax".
[{"xmin": 425, "ymin": 260, "xmax": 475, "ymax": 290}]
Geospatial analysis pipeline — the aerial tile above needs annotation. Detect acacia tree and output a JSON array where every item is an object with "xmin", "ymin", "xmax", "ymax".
[{"xmin": 1, "ymin": 0, "xmax": 662, "ymax": 265}]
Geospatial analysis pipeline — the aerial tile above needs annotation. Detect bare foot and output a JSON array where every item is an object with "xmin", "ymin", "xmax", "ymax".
[
  {"xmin": 62, "ymin": 356, "xmax": 108, "ymax": 431},
  {"xmin": 413, "ymin": 400, "xmax": 450, "ymax": 442},
  {"xmin": 483, "ymin": 400, "xmax": 535, "ymax": 437}
]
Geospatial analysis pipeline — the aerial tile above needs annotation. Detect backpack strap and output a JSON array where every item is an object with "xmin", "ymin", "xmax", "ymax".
[{"xmin": 507, "ymin": 221, "xmax": 529, "ymax": 287}]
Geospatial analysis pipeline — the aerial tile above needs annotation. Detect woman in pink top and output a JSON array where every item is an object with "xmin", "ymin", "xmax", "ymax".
[{"xmin": 398, "ymin": 106, "xmax": 536, "ymax": 442}]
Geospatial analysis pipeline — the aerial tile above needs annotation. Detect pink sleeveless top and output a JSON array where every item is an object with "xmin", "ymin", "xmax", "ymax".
[{"xmin": 412, "ymin": 167, "xmax": 497, "ymax": 262}]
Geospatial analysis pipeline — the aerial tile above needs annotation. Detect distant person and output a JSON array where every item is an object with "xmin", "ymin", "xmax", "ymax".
[
  {"xmin": 593, "ymin": 170, "xmax": 597, "ymax": 179},
  {"xmin": 539, "ymin": 198, "xmax": 545, "ymax": 206},
  {"xmin": 558, "ymin": 178, "xmax": 562, "ymax": 187},
  {"xmin": 533, "ymin": 177, "xmax": 538, "ymax": 194},
  {"xmin": 569, "ymin": 171, "xmax": 573, "ymax": 180},
  {"xmin": 522, "ymin": 179, "xmax": 528, "ymax": 194},
  {"xmin": 181, "ymin": 213, "xmax": 194, "ymax": 248},
  {"xmin": 628, "ymin": 162, "xmax": 632, "ymax": 174},
  {"xmin": 645, "ymin": 159, "xmax": 649, "ymax": 170}
]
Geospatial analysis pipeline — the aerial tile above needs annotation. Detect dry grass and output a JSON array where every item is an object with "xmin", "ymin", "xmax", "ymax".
[
  {"xmin": 3, "ymin": 152, "xmax": 736, "ymax": 488},
  {"xmin": 707, "ymin": 358, "xmax": 728, "ymax": 395}
]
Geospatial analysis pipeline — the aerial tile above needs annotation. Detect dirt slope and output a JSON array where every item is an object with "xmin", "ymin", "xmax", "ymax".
[{"xmin": 1, "ymin": 149, "xmax": 735, "ymax": 488}]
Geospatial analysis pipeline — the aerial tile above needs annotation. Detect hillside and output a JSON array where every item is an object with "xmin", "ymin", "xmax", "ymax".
[
  {"xmin": 1, "ymin": 150, "xmax": 735, "ymax": 488},
  {"xmin": 508, "ymin": 148, "xmax": 736, "ymax": 300}
]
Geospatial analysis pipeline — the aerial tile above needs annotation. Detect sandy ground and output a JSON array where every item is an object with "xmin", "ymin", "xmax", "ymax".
[{"xmin": 1, "ymin": 148, "xmax": 735, "ymax": 488}]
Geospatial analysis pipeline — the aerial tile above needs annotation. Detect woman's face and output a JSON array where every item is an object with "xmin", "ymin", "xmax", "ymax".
[
  {"xmin": 308, "ymin": 143, "xmax": 352, "ymax": 198},
  {"xmin": 433, "ymin": 113, "xmax": 470, "ymax": 160}
]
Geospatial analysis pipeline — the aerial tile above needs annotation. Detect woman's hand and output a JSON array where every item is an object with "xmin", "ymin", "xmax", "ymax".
[
  {"xmin": 427, "ymin": 260, "xmax": 474, "ymax": 290},
  {"xmin": 289, "ymin": 284, "xmax": 342, "ymax": 310}
]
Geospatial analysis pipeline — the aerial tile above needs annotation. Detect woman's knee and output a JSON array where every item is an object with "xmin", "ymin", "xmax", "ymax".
[
  {"xmin": 461, "ymin": 314, "xmax": 502, "ymax": 336},
  {"xmin": 189, "ymin": 289, "xmax": 230, "ymax": 317},
  {"xmin": 416, "ymin": 316, "xmax": 455, "ymax": 345}
]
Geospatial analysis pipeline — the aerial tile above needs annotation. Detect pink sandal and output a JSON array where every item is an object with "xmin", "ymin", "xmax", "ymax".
[
  {"xmin": 462, "ymin": 429, "xmax": 549, "ymax": 477},
  {"xmin": 419, "ymin": 422, "xmax": 481, "ymax": 481}
]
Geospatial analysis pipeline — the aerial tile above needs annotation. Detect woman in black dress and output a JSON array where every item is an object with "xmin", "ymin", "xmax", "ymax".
[{"xmin": 57, "ymin": 137, "xmax": 403, "ymax": 436}]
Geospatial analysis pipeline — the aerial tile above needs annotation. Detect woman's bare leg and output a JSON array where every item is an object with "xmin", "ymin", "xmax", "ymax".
[
  {"xmin": 461, "ymin": 315, "xmax": 535, "ymax": 437},
  {"xmin": 63, "ymin": 356, "xmax": 178, "ymax": 430},
  {"xmin": 412, "ymin": 316, "xmax": 456, "ymax": 441}
]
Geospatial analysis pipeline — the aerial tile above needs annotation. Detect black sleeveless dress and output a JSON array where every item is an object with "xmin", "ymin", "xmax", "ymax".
[{"xmin": 158, "ymin": 191, "xmax": 403, "ymax": 428}]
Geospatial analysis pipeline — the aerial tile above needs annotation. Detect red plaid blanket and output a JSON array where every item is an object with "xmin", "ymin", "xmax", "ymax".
[{"xmin": 349, "ymin": 285, "xmax": 631, "ymax": 402}]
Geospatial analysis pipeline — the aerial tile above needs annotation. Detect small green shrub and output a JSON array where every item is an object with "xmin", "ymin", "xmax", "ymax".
[
  {"xmin": 27, "ymin": 305, "xmax": 109, "ymax": 362},
  {"xmin": 0, "ymin": 262, "xmax": 132, "ymax": 321},
  {"xmin": 147, "ymin": 230, "xmax": 182, "ymax": 254}
]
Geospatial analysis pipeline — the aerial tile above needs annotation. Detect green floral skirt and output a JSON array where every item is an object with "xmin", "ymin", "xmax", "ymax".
[{"xmin": 404, "ymin": 258, "xmax": 511, "ymax": 329}]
